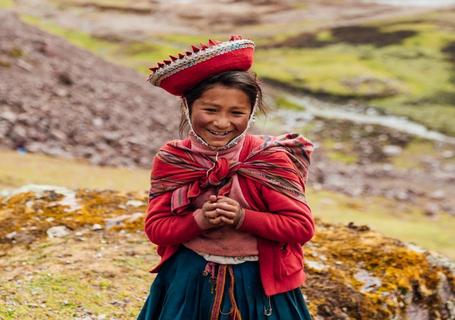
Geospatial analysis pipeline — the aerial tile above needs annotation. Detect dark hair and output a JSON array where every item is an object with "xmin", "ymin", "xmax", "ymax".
[{"xmin": 179, "ymin": 70, "xmax": 267, "ymax": 137}]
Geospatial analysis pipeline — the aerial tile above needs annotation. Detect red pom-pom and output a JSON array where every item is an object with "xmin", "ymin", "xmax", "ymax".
[{"xmin": 230, "ymin": 35, "xmax": 243, "ymax": 41}]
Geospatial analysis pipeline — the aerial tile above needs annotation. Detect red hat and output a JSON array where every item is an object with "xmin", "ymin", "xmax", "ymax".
[{"xmin": 148, "ymin": 35, "xmax": 255, "ymax": 96}]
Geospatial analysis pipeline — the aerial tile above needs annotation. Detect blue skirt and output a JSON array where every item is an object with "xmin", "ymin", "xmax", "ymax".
[{"xmin": 137, "ymin": 247, "xmax": 312, "ymax": 320}]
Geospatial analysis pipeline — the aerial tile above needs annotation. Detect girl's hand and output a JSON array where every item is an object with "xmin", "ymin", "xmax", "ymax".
[
  {"xmin": 215, "ymin": 196, "xmax": 244, "ymax": 227},
  {"xmin": 200, "ymin": 195, "xmax": 223, "ymax": 228}
]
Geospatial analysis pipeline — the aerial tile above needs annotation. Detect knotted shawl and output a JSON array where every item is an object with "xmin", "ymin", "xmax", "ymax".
[{"xmin": 149, "ymin": 133, "xmax": 313, "ymax": 215}]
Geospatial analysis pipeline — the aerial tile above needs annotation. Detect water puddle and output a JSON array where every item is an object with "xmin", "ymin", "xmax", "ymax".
[{"xmin": 272, "ymin": 94, "xmax": 455, "ymax": 144}]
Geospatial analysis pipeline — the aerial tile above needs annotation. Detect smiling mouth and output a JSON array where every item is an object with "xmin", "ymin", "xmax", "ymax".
[{"xmin": 207, "ymin": 129, "xmax": 232, "ymax": 137}]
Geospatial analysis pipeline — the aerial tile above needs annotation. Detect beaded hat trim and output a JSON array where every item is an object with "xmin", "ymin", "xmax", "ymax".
[{"xmin": 147, "ymin": 35, "xmax": 255, "ymax": 95}]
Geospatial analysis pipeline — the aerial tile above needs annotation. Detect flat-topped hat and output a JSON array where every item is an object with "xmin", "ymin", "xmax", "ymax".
[{"xmin": 147, "ymin": 35, "xmax": 255, "ymax": 96}]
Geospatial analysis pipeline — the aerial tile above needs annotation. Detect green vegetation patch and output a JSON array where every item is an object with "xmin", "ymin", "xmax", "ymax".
[
  {"xmin": 255, "ymin": 45, "xmax": 405, "ymax": 99},
  {"xmin": 275, "ymin": 95, "xmax": 305, "ymax": 111},
  {"xmin": 321, "ymin": 139, "xmax": 359, "ymax": 165},
  {"xmin": 0, "ymin": 149, "xmax": 149, "ymax": 191},
  {"xmin": 19, "ymin": 14, "xmax": 180, "ymax": 75},
  {"xmin": 0, "ymin": 0, "xmax": 14, "ymax": 9},
  {"xmin": 309, "ymin": 189, "xmax": 455, "ymax": 260},
  {"xmin": 115, "ymin": 41, "xmax": 178, "ymax": 74},
  {"xmin": 256, "ymin": 12, "xmax": 455, "ymax": 135},
  {"xmin": 20, "ymin": 15, "xmax": 117, "ymax": 55}
]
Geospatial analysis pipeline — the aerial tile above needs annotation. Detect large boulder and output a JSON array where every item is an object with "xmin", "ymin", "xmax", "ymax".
[{"xmin": 0, "ymin": 185, "xmax": 453, "ymax": 319}]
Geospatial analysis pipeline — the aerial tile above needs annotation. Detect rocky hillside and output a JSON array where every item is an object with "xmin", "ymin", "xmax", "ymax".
[
  {"xmin": 0, "ymin": 186, "xmax": 453, "ymax": 319},
  {"xmin": 0, "ymin": 12, "xmax": 179, "ymax": 168}
]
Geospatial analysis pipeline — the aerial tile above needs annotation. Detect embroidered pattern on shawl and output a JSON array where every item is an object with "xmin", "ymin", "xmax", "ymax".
[{"xmin": 149, "ymin": 133, "xmax": 313, "ymax": 214}]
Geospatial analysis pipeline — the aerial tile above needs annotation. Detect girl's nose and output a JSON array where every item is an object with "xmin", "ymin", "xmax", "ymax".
[{"xmin": 213, "ymin": 116, "xmax": 230, "ymax": 129}]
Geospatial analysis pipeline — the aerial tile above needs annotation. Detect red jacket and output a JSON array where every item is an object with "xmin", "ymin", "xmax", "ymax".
[{"xmin": 144, "ymin": 135, "xmax": 315, "ymax": 296}]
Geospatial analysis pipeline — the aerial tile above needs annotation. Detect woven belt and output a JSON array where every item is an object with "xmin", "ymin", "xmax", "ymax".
[{"xmin": 203, "ymin": 262, "xmax": 242, "ymax": 320}]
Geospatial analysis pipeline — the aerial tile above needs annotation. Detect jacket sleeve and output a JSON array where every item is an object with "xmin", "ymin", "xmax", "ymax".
[
  {"xmin": 144, "ymin": 191, "xmax": 204, "ymax": 246},
  {"xmin": 237, "ymin": 183, "xmax": 314, "ymax": 245}
]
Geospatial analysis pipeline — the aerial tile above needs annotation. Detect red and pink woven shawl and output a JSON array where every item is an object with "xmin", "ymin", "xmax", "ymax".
[{"xmin": 149, "ymin": 133, "xmax": 313, "ymax": 214}]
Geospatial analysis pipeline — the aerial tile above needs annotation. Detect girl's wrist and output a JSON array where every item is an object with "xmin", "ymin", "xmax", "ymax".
[
  {"xmin": 193, "ymin": 209, "xmax": 214, "ymax": 230},
  {"xmin": 234, "ymin": 207, "xmax": 245, "ymax": 229}
]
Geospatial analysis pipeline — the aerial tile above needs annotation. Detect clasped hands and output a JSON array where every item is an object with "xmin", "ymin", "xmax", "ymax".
[{"xmin": 200, "ymin": 195, "xmax": 244, "ymax": 229}]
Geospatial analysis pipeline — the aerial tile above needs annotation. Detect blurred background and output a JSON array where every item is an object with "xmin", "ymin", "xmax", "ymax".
[{"xmin": 0, "ymin": 0, "xmax": 454, "ymax": 318}]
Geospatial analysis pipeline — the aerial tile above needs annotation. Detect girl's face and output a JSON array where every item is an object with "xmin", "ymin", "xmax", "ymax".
[{"xmin": 190, "ymin": 85, "xmax": 252, "ymax": 148}]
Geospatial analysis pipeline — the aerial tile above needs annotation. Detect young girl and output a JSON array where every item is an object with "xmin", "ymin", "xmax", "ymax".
[{"xmin": 138, "ymin": 35, "xmax": 314, "ymax": 320}]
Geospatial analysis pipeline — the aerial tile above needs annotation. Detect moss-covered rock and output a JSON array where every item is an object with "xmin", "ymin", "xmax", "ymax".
[{"xmin": 0, "ymin": 186, "xmax": 453, "ymax": 319}]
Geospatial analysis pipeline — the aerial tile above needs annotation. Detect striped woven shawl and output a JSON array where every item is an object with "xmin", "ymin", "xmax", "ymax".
[{"xmin": 149, "ymin": 133, "xmax": 313, "ymax": 214}]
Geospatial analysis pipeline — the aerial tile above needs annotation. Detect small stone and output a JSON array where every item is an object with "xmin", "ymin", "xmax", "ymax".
[
  {"xmin": 305, "ymin": 260, "xmax": 327, "ymax": 272},
  {"xmin": 126, "ymin": 200, "xmax": 144, "ymax": 207},
  {"xmin": 5, "ymin": 231, "xmax": 17, "ymax": 240},
  {"xmin": 127, "ymin": 212, "xmax": 144, "ymax": 222},
  {"xmin": 354, "ymin": 269, "xmax": 382, "ymax": 293},
  {"xmin": 424, "ymin": 203, "xmax": 439, "ymax": 217},
  {"xmin": 382, "ymin": 145, "xmax": 402, "ymax": 156},
  {"xmin": 105, "ymin": 215, "xmax": 129, "ymax": 229},
  {"xmin": 429, "ymin": 190, "xmax": 445, "ymax": 200},
  {"xmin": 47, "ymin": 226, "xmax": 71, "ymax": 238},
  {"xmin": 442, "ymin": 150, "xmax": 454, "ymax": 159},
  {"xmin": 394, "ymin": 190, "xmax": 409, "ymax": 201},
  {"xmin": 92, "ymin": 224, "xmax": 103, "ymax": 231}
]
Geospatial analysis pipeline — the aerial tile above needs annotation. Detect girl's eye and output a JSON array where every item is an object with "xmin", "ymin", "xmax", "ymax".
[
  {"xmin": 204, "ymin": 108, "xmax": 217, "ymax": 112},
  {"xmin": 232, "ymin": 111, "xmax": 246, "ymax": 116}
]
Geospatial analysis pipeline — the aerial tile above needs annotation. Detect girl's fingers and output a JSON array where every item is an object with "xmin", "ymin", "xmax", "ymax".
[
  {"xmin": 202, "ymin": 202, "xmax": 217, "ymax": 211},
  {"xmin": 214, "ymin": 202, "xmax": 237, "ymax": 212},
  {"xmin": 209, "ymin": 216, "xmax": 223, "ymax": 225},
  {"xmin": 215, "ymin": 208, "xmax": 236, "ymax": 219},
  {"xmin": 204, "ymin": 210, "xmax": 219, "ymax": 219},
  {"xmin": 220, "ymin": 216, "xmax": 235, "ymax": 225},
  {"xmin": 208, "ymin": 195, "xmax": 218, "ymax": 203},
  {"xmin": 217, "ymin": 196, "xmax": 238, "ymax": 206}
]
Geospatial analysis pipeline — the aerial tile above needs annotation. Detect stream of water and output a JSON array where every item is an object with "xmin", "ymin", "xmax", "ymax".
[{"xmin": 272, "ymin": 94, "xmax": 455, "ymax": 144}]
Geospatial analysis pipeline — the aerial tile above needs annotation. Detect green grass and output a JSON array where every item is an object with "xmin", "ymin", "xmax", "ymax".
[
  {"xmin": 0, "ymin": 148, "xmax": 149, "ymax": 192},
  {"xmin": 309, "ymin": 189, "xmax": 455, "ymax": 260},
  {"xmin": 275, "ymin": 96, "xmax": 306, "ymax": 110},
  {"xmin": 255, "ymin": 45, "xmax": 401, "ymax": 98},
  {"xmin": 0, "ymin": 0, "xmax": 14, "ymax": 8},
  {"xmin": 390, "ymin": 138, "xmax": 439, "ymax": 169},
  {"xmin": 21, "ymin": 15, "xmax": 118, "ymax": 55},
  {"xmin": 321, "ymin": 139, "xmax": 359, "ymax": 164}
]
